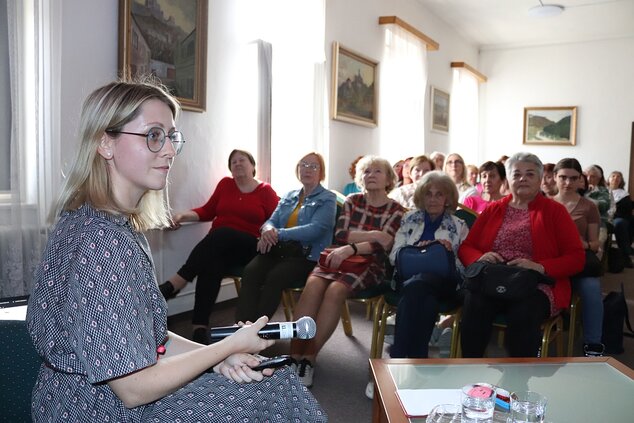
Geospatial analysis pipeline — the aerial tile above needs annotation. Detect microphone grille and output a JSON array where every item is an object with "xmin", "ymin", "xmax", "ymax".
[{"xmin": 296, "ymin": 316, "xmax": 317, "ymax": 339}]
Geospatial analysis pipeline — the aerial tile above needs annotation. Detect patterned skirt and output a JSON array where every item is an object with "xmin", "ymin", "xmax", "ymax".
[{"xmin": 145, "ymin": 367, "xmax": 327, "ymax": 423}]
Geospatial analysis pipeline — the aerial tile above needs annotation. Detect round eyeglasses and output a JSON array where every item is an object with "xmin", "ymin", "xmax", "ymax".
[{"xmin": 105, "ymin": 127, "xmax": 185, "ymax": 155}]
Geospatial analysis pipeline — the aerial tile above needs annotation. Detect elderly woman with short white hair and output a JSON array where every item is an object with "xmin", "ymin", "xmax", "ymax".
[{"xmin": 458, "ymin": 152, "xmax": 585, "ymax": 357}]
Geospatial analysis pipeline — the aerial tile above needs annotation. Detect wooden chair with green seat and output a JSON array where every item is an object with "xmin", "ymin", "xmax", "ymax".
[
  {"xmin": 455, "ymin": 202, "xmax": 479, "ymax": 227},
  {"xmin": 370, "ymin": 288, "xmax": 462, "ymax": 359}
]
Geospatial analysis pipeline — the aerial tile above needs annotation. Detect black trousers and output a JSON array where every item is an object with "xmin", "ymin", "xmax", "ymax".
[
  {"xmin": 390, "ymin": 273, "xmax": 460, "ymax": 358},
  {"xmin": 235, "ymin": 254, "xmax": 316, "ymax": 322},
  {"xmin": 178, "ymin": 226, "xmax": 258, "ymax": 326},
  {"xmin": 460, "ymin": 289, "xmax": 550, "ymax": 357}
]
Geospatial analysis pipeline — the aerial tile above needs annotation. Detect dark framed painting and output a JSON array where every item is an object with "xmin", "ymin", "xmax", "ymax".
[
  {"xmin": 523, "ymin": 106, "xmax": 577, "ymax": 145},
  {"xmin": 431, "ymin": 87, "xmax": 450, "ymax": 133},
  {"xmin": 118, "ymin": 0, "xmax": 208, "ymax": 112},
  {"xmin": 331, "ymin": 42, "xmax": 378, "ymax": 127}
]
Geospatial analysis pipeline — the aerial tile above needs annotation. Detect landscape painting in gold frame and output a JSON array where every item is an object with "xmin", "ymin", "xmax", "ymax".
[
  {"xmin": 331, "ymin": 42, "xmax": 378, "ymax": 127},
  {"xmin": 523, "ymin": 106, "xmax": 577, "ymax": 146}
]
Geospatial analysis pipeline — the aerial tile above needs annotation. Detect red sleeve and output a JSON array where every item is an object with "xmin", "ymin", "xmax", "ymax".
[
  {"xmin": 260, "ymin": 184, "xmax": 279, "ymax": 221},
  {"xmin": 192, "ymin": 177, "xmax": 234, "ymax": 221},
  {"xmin": 458, "ymin": 204, "xmax": 498, "ymax": 266}
]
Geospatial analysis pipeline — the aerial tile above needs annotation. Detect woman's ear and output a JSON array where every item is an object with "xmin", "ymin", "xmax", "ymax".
[{"xmin": 98, "ymin": 133, "xmax": 113, "ymax": 160}]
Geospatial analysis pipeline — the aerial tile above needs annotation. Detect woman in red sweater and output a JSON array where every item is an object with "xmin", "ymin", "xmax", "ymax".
[
  {"xmin": 458, "ymin": 152, "xmax": 584, "ymax": 357},
  {"xmin": 160, "ymin": 149, "xmax": 278, "ymax": 344}
]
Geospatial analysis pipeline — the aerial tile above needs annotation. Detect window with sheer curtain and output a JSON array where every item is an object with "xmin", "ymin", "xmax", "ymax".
[
  {"xmin": 232, "ymin": 0, "xmax": 327, "ymax": 194},
  {"xmin": 449, "ymin": 69, "xmax": 479, "ymax": 163},
  {"xmin": 379, "ymin": 24, "xmax": 428, "ymax": 163},
  {"xmin": 1, "ymin": 0, "xmax": 52, "ymax": 298}
]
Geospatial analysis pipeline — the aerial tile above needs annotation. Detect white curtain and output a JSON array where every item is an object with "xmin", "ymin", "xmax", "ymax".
[
  {"xmin": 379, "ymin": 25, "xmax": 428, "ymax": 163},
  {"xmin": 2, "ymin": 0, "xmax": 46, "ymax": 297},
  {"xmin": 233, "ymin": 0, "xmax": 327, "ymax": 194},
  {"xmin": 449, "ymin": 69, "xmax": 479, "ymax": 164}
]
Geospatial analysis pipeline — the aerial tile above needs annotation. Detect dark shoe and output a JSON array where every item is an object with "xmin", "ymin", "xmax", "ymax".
[
  {"xmin": 624, "ymin": 257, "xmax": 633, "ymax": 268},
  {"xmin": 297, "ymin": 358, "xmax": 314, "ymax": 387},
  {"xmin": 159, "ymin": 281, "xmax": 179, "ymax": 299},
  {"xmin": 193, "ymin": 327, "xmax": 210, "ymax": 345},
  {"xmin": 583, "ymin": 343, "xmax": 605, "ymax": 357}
]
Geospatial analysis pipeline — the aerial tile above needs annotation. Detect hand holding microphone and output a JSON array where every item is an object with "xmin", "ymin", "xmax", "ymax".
[{"xmin": 210, "ymin": 316, "xmax": 317, "ymax": 343}]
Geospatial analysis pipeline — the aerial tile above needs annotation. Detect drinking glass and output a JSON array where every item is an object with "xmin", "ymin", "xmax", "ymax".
[
  {"xmin": 509, "ymin": 391, "xmax": 547, "ymax": 423},
  {"xmin": 425, "ymin": 404, "xmax": 461, "ymax": 423},
  {"xmin": 461, "ymin": 383, "xmax": 495, "ymax": 422}
]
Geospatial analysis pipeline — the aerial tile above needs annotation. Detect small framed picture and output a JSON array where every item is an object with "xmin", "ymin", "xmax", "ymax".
[
  {"xmin": 431, "ymin": 87, "xmax": 450, "ymax": 133},
  {"xmin": 331, "ymin": 42, "xmax": 378, "ymax": 127},
  {"xmin": 523, "ymin": 106, "xmax": 577, "ymax": 146},
  {"xmin": 118, "ymin": 0, "xmax": 208, "ymax": 112}
]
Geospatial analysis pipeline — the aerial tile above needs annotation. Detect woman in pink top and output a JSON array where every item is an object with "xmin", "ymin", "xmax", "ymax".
[
  {"xmin": 159, "ymin": 149, "xmax": 278, "ymax": 344},
  {"xmin": 463, "ymin": 161, "xmax": 506, "ymax": 213}
]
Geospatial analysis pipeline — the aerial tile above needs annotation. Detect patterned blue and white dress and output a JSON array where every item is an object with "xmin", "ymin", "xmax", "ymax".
[{"xmin": 27, "ymin": 204, "xmax": 327, "ymax": 422}]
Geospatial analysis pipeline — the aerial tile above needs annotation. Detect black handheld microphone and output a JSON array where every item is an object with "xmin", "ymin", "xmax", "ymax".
[{"xmin": 209, "ymin": 316, "xmax": 317, "ymax": 342}]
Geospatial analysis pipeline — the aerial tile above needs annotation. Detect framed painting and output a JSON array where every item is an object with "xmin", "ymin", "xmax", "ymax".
[
  {"xmin": 431, "ymin": 87, "xmax": 450, "ymax": 133},
  {"xmin": 331, "ymin": 42, "xmax": 378, "ymax": 127},
  {"xmin": 523, "ymin": 106, "xmax": 577, "ymax": 146},
  {"xmin": 118, "ymin": 0, "xmax": 208, "ymax": 112}
]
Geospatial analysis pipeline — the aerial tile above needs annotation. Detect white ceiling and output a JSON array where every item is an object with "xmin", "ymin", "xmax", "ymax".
[{"xmin": 416, "ymin": 0, "xmax": 634, "ymax": 50}]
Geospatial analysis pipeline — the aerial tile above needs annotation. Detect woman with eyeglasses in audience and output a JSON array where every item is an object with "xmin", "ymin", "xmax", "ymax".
[
  {"xmin": 159, "ymin": 149, "xmax": 278, "ymax": 344},
  {"xmin": 26, "ymin": 79, "xmax": 325, "ymax": 422},
  {"xmin": 553, "ymin": 158, "xmax": 605, "ymax": 356},
  {"xmin": 443, "ymin": 153, "xmax": 477, "ymax": 202},
  {"xmin": 235, "ymin": 153, "xmax": 336, "ymax": 322}
]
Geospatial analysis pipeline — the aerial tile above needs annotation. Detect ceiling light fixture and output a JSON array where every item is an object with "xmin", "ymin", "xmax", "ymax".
[{"xmin": 528, "ymin": 0, "xmax": 565, "ymax": 17}]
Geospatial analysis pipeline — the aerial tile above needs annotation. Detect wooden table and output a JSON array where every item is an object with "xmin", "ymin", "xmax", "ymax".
[{"xmin": 370, "ymin": 357, "xmax": 634, "ymax": 423}]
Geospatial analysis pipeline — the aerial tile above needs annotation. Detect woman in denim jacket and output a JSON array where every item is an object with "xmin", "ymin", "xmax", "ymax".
[
  {"xmin": 236, "ymin": 152, "xmax": 337, "ymax": 322},
  {"xmin": 388, "ymin": 171, "xmax": 469, "ymax": 358}
]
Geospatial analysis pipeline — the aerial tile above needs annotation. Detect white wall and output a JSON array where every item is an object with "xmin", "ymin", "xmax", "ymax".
[
  {"xmin": 479, "ymin": 37, "xmax": 634, "ymax": 174},
  {"xmin": 325, "ymin": 0, "xmax": 479, "ymax": 191}
]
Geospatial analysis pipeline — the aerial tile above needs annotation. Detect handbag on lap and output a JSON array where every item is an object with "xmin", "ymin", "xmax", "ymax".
[
  {"xmin": 463, "ymin": 261, "xmax": 554, "ymax": 301},
  {"xmin": 318, "ymin": 246, "xmax": 374, "ymax": 274},
  {"xmin": 393, "ymin": 241, "xmax": 455, "ymax": 290}
]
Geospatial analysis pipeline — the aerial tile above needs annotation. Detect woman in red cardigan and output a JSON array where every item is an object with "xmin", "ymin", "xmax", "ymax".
[{"xmin": 458, "ymin": 152, "xmax": 584, "ymax": 357}]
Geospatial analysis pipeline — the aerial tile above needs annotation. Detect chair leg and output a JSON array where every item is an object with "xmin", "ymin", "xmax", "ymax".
[
  {"xmin": 370, "ymin": 297, "xmax": 386, "ymax": 359},
  {"xmin": 341, "ymin": 301, "xmax": 353, "ymax": 336},
  {"xmin": 567, "ymin": 295, "xmax": 580, "ymax": 356},
  {"xmin": 450, "ymin": 309, "xmax": 461, "ymax": 359},
  {"xmin": 281, "ymin": 290, "xmax": 293, "ymax": 321}
]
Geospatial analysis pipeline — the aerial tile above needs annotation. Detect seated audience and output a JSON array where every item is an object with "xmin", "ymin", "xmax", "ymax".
[
  {"xmin": 26, "ymin": 79, "xmax": 325, "ymax": 422},
  {"xmin": 443, "ymin": 153, "xmax": 477, "ymax": 202},
  {"xmin": 463, "ymin": 161, "xmax": 506, "ymax": 213},
  {"xmin": 458, "ymin": 152, "xmax": 584, "ymax": 357},
  {"xmin": 608, "ymin": 170, "xmax": 633, "ymax": 267},
  {"xmin": 541, "ymin": 163, "xmax": 558, "ymax": 197},
  {"xmin": 389, "ymin": 154, "xmax": 434, "ymax": 208},
  {"xmin": 289, "ymin": 156, "xmax": 405, "ymax": 387},
  {"xmin": 553, "ymin": 158, "xmax": 605, "ymax": 356},
  {"xmin": 159, "ymin": 149, "xmax": 278, "ymax": 344},
  {"xmin": 343, "ymin": 155, "xmax": 364, "ymax": 195},
  {"xmin": 430, "ymin": 151, "xmax": 446, "ymax": 171},
  {"xmin": 236, "ymin": 152, "xmax": 337, "ymax": 322},
  {"xmin": 389, "ymin": 171, "xmax": 469, "ymax": 358},
  {"xmin": 584, "ymin": 164, "xmax": 613, "ymax": 224}
]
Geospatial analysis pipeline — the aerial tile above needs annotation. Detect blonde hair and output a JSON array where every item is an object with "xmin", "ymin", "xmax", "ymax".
[
  {"xmin": 413, "ymin": 171, "xmax": 459, "ymax": 213},
  {"xmin": 49, "ymin": 77, "xmax": 180, "ymax": 231},
  {"xmin": 354, "ymin": 155, "xmax": 398, "ymax": 193},
  {"xmin": 443, "ymin": 153, "xmax": 467, "ymax": 184}
]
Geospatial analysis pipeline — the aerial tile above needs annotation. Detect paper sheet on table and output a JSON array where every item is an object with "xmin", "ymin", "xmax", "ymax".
[{"xmin": 395, "ymin": 388, "xmax": 462, "ymax": 417}]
